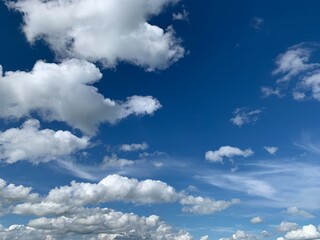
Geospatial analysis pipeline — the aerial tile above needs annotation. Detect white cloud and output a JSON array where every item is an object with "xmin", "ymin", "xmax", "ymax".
[
  {"xmin": 220, "ymin": 230, "xmax": 258, "ymax": 240},
  {"xmin": 261, "ymin": 86, "xmax": 282, "ymax": 98},
  {"xmin": 205, "ymin": 146, "xmax": 254, "ymax": 163},
  {"xmin": 0, "ymin": 208, "xmax": 194, "ymax": 240},
  {"xmin": 0, "ymin": 119, "xmax": 89, "ymax": 164},
  {"xmin": 0, "ymin": 178, "xmax": 39, "ymax": 214},
  {"xmin": 173, "ymin": 9, "xmax": 189, "ymax": 21},
  {"xmin": 180, "ymin": 195, "xmax": 240, "ymax": 215},
  {"xmin": 282, "ymin": 224, "xmax": 320, "ymax": 240},
  {"xmin": 200, "ymin": 235, "xmax": 209, "ymax": 240},
  {"xmin": 0, "ymin": 60, "xmax": 161, "ymax": 134},
  {"xmin": 278, "ymin": 221, "xmax": 300, "ymax": 232},
  {"xmin": 120, "ymin": 142, "xmax": 149, "ymax": 152},
  {"xmin": 102, "ymin": 154, "xmax": 135, "ymax": 168},
  {"xmin": 230, "ymin": 108, "xmax": 262, "ymax": 127},
  {"xmin": 9, "ymin": 0, "xmax": 184, "ymax": 71},
  {"xmin": 285, "ymin": 207, "xmax": 315, "ymax": 219},
  {"xmin": 264, "ymin": 146, "xmax": 278, "ymax": 155},
  {"xmin": 250, "ymin": 216, "xmax": 263, "ymax": 224},
  {"xmin": 12, "ymin": 174, "xmax": 236, "ymax": 217}
]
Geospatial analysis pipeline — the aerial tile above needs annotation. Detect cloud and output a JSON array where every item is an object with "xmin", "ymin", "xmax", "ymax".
[
  {"xmin": 102, "ymin": 154, "xmax": 135, "ymax": 168},
  {"xmin": 0, "ymin": 60, "xmax": 161, "ymax": 134},
  {"xmin": 119, "ymin": 142, "xmax": 149, "ymax": 152},
  {"xmin": 199, "ymin": 160, "xmax": 320, "ymax": 209},
  {"xmin": 0, "ymin": 178, "xmax": 39, "ymax": 214},
  {"xmin": 280, "ymin": 224, "xmax": 320, "ymax": 240},
  {"xmin": 230, "ymin": 108, "xmax": 262, "ymax": 127},
  {"xmin": 265, "ymin": 43, "xmax": 320, "ymax": 101},
  {"xmin": 278, "ymin": 221, "xmax": 300, "ymax": 232},
  {"xmin": 0, "ymin": 208, "xmax": 194, "ymax": 240},
  {"xmin": 285, "ymin": 207, "xmax": 315, "ymax": 219},
  {"xmin": 200, "ymin": 235, "xmax": 209, "ymax": 240},
  {"xmin": 173, "ymin": 9, "xmax": 189, "ymax": 21},
  {"xmin": 251, "ymin": 17, "xmax": 264, "ymax": 30},
  {"xmin": 8, "ymin": 0, "xmax": 185, "ymax": 71},
  {"xmin": 10, "ymin": 174, "xmax": 236, "ymax": 217},
  {"xmin": 205, "ymin": 146, "xmax": 254, "ymax": 163},
  {"xmin": 0, "ymin": 119, "xmax": 89, "ymax": 164},
  {"xmin": 263, "ymin": 146, "xmax": 278, "ymax": 155},
  {"xmin": 180, "ymin": 195, "xmax": 240, "ymax": 215},
  {"xmin": 250, "ymin": 216, "xmax": 263, "ymax": 224},
  {"xmin": 220, "ymin": 230, "xmax": 258, "ymax": 240}
]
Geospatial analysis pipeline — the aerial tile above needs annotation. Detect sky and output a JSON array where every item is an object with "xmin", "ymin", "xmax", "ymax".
[{"xmin": 0, "ymin": 0, "xmax": 320, "ymax": 239}]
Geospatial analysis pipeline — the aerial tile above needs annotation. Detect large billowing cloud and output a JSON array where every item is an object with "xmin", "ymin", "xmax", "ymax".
[
  {"xmin": 278, "ymin": 224, "xmax": 320, "ymax": 240},
  {"xmin": 8, "ymin": 0, "xmax": 185, "ymax": 71},
  {"xmin": 0, "ymin": 60, "xmax": 161, "ymax": 134},
  {"xmin": 12, "ymin": 174, "xmax": 238, "ymax": 216},
  {"xmin": 0, "ymin": 119, "xmax": 89, "ymax": 164},
  {"xmin": 0, "ymin": 208, "xmax": 194, "ymax": 240}
]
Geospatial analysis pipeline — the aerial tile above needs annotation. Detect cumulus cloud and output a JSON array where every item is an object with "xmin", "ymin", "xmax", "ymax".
[
  {"xmin": 205, "ymin": 146, "xmax": 254, "ymax": 163},
  {"xmin": 278, "ymin": 221, "xmax": 299, "ymax": 232},
  {"xmin": 0, "ymin": 60, "xmax": 161, "ymax": 134},
  {"xmin": 280, "ymin": 224, "xmax": 320, "ymax": 240},
  {"xmin": 230, "ymin": 108, "xmax": 262, "ymax": 127},
  {"xmin": 220, "ymin": 230, "xmax": 258, "ymax": 240},
  {"xmin": 10, "ymin": 174, "xmax": 237, "ymax": 217},
  {"xmin": 0, "ymin": 208, "xmax": 194, "ymax": 240},
  {"xmin": 8, "ymin": 0, "xmax": 185, "ymax": 71},
  {"xmin": 0, "ymin": 119, "xmax": 89, "ymax": 164},
  {"xmin": 285, "ymin": 207, "xmax": 315, "ymax": 219},
  {"xmin": 250, "ymin": 216, "xmax": 263, "ymax": 224},
  {"xmin": 120, "ymin": 142, "xmax": 149, "ymax": 152},
  {"xmin": 0, "ymin": 178, "xmax": 39, "ymax": 214},
  {"xmin": 264, "ymin": 146, "xmax": 278, "ymax": 155}
]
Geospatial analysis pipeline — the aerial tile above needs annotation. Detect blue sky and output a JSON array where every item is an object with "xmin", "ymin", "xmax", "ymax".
[{"xmin": 0, "ymin": 0, "xmax": 320, "ymax": 239}]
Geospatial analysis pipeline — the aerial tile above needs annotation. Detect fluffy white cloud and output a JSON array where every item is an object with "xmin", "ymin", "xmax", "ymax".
[
  {"xmin": 9, "ymin": 0, "xmax": 184, "ymax": 71},
  {"xmin": 278, "ymin": 221, "xmax": 300, "ymax": 232},
  {"xmin": 10, "ymin": 175, "xmax": 237, "ymax": 217},
  {"xmin": 250, "ymin": 216, "xmax": 263, "ymax": 224},
  {"xmin": 120, "ymin": 142, "xmax": 149, "ymax": 152},
  {"xmin": 0, "ymin": 208, "xmax": 194, "ymax": 240},
  {"xmin": 205, "ymin": 146, "xmax": 253, "ymax": 163},
  {"xmin": 180, "ymin": 195, "xmax": 240, "ymax": 215},
  {"xmin": 282, "ymin": 224, "xmax": 320, "ymax": 240},
  {"xmin": 263, "ymin": 146, "xmax": 278, "ymax": 155},
  {"xmin": 0, "ymin": 178, "xmax": 38, "ymax": 214},
  {"xmin": 200, "ymin": 235, "xmax": 209, "ymax": 240},
  {"xmin": 0, "ymin": 60, "xmax": 161, "ymax": 134},
  {"xmin": 220, "ymin": 230, "xmax": 258, "ymax": 240},
  {"xmin": 0, "ymin": 119, "xmax": 89, "ymax": 164},
  {"xmin": 285, "ymin": 207, "xmax": 315, "ymax": 219},
  {"xmin": 230, "ymin": 108, "xmax": 262, "ymax": 127}
]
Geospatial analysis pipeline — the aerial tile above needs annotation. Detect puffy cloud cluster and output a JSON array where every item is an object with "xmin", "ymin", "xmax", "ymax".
[
  {"xmin": 0, "ymin": 208, "xmax": 194, "ymax": 240},
  {"xmin": 230, "ymin": 108, "xmax": 262, "ymax": 127},
  {"xmin": 277, "ymin": 221, "xmax": 299, "ymax": 232},
  {"xmin": 0, "ymin": 60, "xmax": 161, "ymax": 134},
  {"xmin": 205, "ymin": 146, "xmax": 253, "ymax": 163},
  {"xmin": 9, "ymin": 0, "xmax": 185, "ymax": 71},
  {"xmin": 220, "ymin": 230, "xmax": 258, "ymax": 240},
  {"xmin": 278, "ymin": 224, "xmax": 320, "ymax": 240},
  {"xmin": 0, "ymin": 119, "xmax": 89, "ymax": 164}
]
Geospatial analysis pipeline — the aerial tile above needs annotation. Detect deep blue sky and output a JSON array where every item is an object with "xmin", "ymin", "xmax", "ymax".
[{"xmin": 0, "ymin": 0, "xmax": 320, "ymax": 239}]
